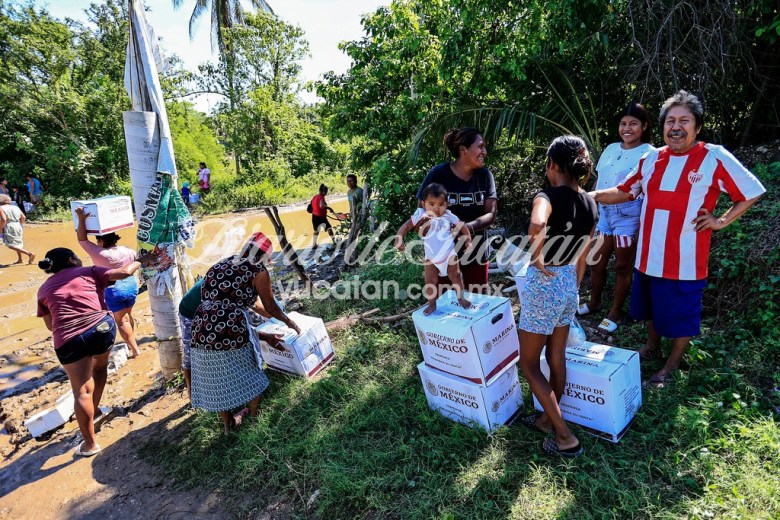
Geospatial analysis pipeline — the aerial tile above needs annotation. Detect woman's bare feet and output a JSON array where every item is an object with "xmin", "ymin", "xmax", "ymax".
[
  {"xmin": 13, "ymin": 259, "xmax": 23, "ymax": 265},
  {"xmin": 128, "ymin": 347, "xmax": 141, "ymax": 359},
  {"xmin": 28, "ymin": 253, "xmax": 35, "ymax": 265},
  {"xmin": 423, "ymin": 302, "xmax": 437, "ymax": 315}
]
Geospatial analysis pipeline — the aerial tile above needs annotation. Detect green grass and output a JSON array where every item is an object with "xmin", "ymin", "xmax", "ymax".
[{"xmin": 141, "ymin": 164, "xmax": 780, "ymax": 518}]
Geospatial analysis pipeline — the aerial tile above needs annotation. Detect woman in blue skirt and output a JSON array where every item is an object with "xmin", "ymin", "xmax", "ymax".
[{"xmin": 190, "ymin": 232, "xmax": 301, "ymax": 434}]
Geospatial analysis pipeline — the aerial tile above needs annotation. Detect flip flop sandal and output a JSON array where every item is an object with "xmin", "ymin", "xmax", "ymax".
[
  {"xmin": 230, "ymin": 407, "xmax": 251, "ymax": 430},
  {"xmin": 520, "ymin": 412, "xmax": 555, "ymax": 434},
  {"xmin": 597, "ymin": 318, "xmax": 619, "ymax": 333},
  {"xmin": 74, "ymin": 442, "xmax": 102, "ymax": 457},
  {"xmin": 577, "ymin": 303, "xmax": 596, "ymax": 316},
  {"xmin": 643, "ymin": 373, "xmax": 672, "ymax": 389},
  {"xmin": 542, "ymin": 436, "xmax": 584, "ymax": 458}
]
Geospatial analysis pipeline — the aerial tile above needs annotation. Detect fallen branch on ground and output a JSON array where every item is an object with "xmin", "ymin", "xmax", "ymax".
[{"xmin": 325, "ymin": 307, "xmax": 414, "ymax": 331}]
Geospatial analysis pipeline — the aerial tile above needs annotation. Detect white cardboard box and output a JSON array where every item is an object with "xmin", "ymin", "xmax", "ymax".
[
  {"xmin": 70, "ymin": 195, "xmax": 135, "ymax": 235},
  {"xmin": 254, "ymin": 312, "xmax": 334, "ymax": 378},
  {"xmin": 107, "ymin": 343, "xmax": 129, "ymax": 374},
  {"xmin": 533, "ymin": 341, "xmax": 642, "ymax": 442},
  {"xmin": 24, "ymin": 391, "xmax": 75, "ymax": 438},
  {"xmin": 412, "ymin": 290, "xmax": 519, "ymax": 385},
  {"xmin": 418, "ymin": 362, "xmax": 523, "ymax": 431}
]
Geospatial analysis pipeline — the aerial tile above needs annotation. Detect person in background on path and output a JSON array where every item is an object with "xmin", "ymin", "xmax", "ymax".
[
  {"xmin": 26, "ymin": 174, "xmax": 43, "ymax": 204},
  {"xmin": 346, "ymin": 174, "xmax": 364, "ymax": 217},
  {"xmin": 11, "ymin": 186, "xmax": 26, "ymax": 217},
  {"xmin": 395, "ymin": 183, "xmax": 472, "ymax": 314},
  {"xmin": 190, "ymin": 232, "xmax": 298, "ymax": 435},
  {"xmin": 311, "ymin": 184, "xmax": 336, "ymax": 249},
  {"xmin": 417, "ymin": 128, "xmax": 497, "ymax": 294},
  {"xmin": 197, "ymin": 162, "xmax": 211, "ymax": 195},
  {"xmin": 0, "ymin": 178, "xmax": 8, "ymax": 196},
  {"xmin": 181, "ymin": 181, "xmax": 191, "ymax": 206},
  {"xmin": 590, "ymin": 90, "xmax": 766, "ymax": 388},
  {"xmin": 0, "ymin": 194, "xmax": 35, "ymax": 264},
  {"xmin": 578, "ymin": 102, "xmax": 656, "ymax": 334},
  {"xmin": 519, "ymin": 135, "xmax": 597, "ymax": 458},
  {"xmin": 75, "ymin": 207, "xmax": 141, "ymax": 358},
  {"xmin": 37, "ymin": 247, "xmax": 143, "ymax": 457}
]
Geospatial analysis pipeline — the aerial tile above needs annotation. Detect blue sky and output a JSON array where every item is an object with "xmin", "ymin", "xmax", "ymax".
[{"xmin": 38, "ymin": 0, "xmax": 388, "ymax": 109}]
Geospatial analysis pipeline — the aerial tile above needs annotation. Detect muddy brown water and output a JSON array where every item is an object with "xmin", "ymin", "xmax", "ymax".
[{"xmin": 0, "ymin": 199, "xmax": 348, "ymax": 396}]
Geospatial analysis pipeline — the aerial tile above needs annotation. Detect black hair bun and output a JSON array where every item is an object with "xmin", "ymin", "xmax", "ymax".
[{"xmin": 38, "ymin": 258, "xmax": 53, "ymax": 273}]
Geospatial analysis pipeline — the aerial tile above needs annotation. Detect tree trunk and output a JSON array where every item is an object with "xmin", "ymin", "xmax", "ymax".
[
  {"xmin": 262, "ymin": 206, "xmax": 311, "ymax": 288},
  {"xmin": 345, "ymin": 182, "xmax": 371, "ymax": 266}
]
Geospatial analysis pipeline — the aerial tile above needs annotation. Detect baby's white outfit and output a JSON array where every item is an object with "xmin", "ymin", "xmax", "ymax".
[{"xmin": 411, "ymin": 208, "xmax": 461, "ymax": 276}]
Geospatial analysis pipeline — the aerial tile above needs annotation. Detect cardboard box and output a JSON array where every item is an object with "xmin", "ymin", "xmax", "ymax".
[
  {"xmin": 254, "ymin": 312, "xmax": 334, "ymax": 378},
  {"xmin": 70, "ymin": 195, "xmax": 135, "ymax": 235},
  {"xmin": 533, "ymin": 341, "xmax": 642, "ymax": 442},
  {"xmin": 412, "ymin": 290, "xmax": 519, "ymax": 385},
  {"xmin": 418, "ymin": 362, "xmax": 523, "ymax": 431},
  {"xmin": 24, "ymin": 391, "xmax": 75, "ymax": 438},
  {"xmin": 107, "ymin": 343, "xmax": 129, "ymax": 374}
]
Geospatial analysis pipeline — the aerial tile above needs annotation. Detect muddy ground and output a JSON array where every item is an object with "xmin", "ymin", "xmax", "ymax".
[{"xmin": 0, "ymin": 202, "xmax": 350, "ymax": 520}]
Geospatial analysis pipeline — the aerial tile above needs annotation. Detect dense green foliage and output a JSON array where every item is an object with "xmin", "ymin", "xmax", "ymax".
[
  {"xmin": 0, "ymin": 1, "xmax": 350, "ymax": 217},
  {"xmin": 142, "ymin": 166, "xmax": 779, "ymax": 518},
  {"xmin": 318, "ymin": 0, "xmax": 780, "ymax": 233},
  {"xmin": 0, "ymin": 1, "xmax": 129, "ymax": 202}
]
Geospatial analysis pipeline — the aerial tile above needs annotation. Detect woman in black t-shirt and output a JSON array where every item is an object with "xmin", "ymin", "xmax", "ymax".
[
  {"xmin": 417, "ymin": 128, "xmax": 497, "ymax": 293},
  {"xmin": 518, "ymin": 135, "xmax": 598, "ymax": 458}
]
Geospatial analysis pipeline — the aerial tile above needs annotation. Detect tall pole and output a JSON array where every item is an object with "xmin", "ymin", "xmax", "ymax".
[{"xmin": 124, "ymin": 0, "xmax": 188, "ymax": 379}]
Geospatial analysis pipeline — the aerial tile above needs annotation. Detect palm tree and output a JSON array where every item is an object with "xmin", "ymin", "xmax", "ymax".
[
  {"xmin": 173, "ymin": 0, "xmax": 274, "ymax": 53},
  {"xmin": 172, "ymin": 0, "xmax": 274, "ymax": 177}
]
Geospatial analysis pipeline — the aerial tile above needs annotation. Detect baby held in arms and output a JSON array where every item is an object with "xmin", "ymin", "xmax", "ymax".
[{"xmin": 395, "ymin": 183, "xmax": 472, "ymax": 315}]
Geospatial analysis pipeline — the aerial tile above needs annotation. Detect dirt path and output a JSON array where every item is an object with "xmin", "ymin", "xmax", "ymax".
[
  {"xmin": 0, "ymin": 202, "xmax": 354, "ymax": 519},
  {"xmin": 0, "ymin": 337, "xmax": 230, "ymax": 519}
]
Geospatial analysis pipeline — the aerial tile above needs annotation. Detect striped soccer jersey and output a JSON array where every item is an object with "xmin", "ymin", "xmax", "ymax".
[{"xmin": 617, "ymin": 142, "xmax": 766, "ymax": 280}]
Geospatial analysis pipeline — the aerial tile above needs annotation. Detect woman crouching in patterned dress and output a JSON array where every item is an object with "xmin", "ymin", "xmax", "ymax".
[{"xmin": 190, "ymin": 232, "xmax": 301, "ymax": 434}]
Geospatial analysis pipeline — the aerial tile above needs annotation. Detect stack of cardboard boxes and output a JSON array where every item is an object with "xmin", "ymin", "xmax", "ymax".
[{"xmin": 413, "ymin": 291, "xmax": 523, "ymax": 431}]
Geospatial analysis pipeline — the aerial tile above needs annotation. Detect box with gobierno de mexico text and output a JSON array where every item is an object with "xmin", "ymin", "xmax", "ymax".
[
  {"xmin": 533, "ymin": 341, "xmax": 642, "ymax": 442},
  {"xmin": 412, "ymin": 290, "xmax": 519, "ymax": 386},
  {"xmin": 253, "ymin": 312, "xmax": 335, "ymax": 378},
  {"xmin": 70, "ymin": 195, "xmax": 135, "ymax": 235},
  {"xmin": 418, "ymin": 362, "xmax": 523, "ymax": 432}
]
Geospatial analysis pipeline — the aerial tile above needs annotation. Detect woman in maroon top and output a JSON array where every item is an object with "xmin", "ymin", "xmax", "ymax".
[{"xmin": 37, "ymin": 248, "xmax": 141, "ymax": 457}]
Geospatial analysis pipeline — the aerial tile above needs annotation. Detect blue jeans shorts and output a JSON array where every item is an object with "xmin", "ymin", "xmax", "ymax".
[
  {"xmin": 518, "ymin": 264, "xmax": 578, "ymax": 335},
  {"xmin": 105, "ymin": 277, "xmax": 138, "ymax": 312},
  {"xmin": 596, "ymin": 200, "xmax": 642, "ymax": 245},
  {"xmin": 55, "ymin": 314, "xmax": 117, "ymax": 365},
  {"xmin": 630, "ymin": 270, "xmax": 706, "ymax": 338}
]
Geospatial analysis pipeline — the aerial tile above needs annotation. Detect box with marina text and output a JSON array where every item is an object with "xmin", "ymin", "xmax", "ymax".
[
  {"xmin": 412, "ymin": 290, "xmax": 519, "ymax": 386},
  {"xmin": 533, "ymin": 341, "xmax": 642, "ymax": 442},
  {"xmin": 254, "ymin": 312, "xmax": 334, "ymax": 378},
  {"xmin": 418, "ymin": 362, "xmax": 523, "ymax": 432},
  {"xmin": 70, "ymin": 195, "xmax": 135, "ymax": 235}
]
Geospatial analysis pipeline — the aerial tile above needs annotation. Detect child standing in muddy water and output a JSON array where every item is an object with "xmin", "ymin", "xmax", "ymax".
[{"xmin": 395, "ymin": 183, "xmax": 472, "ymax": 315}]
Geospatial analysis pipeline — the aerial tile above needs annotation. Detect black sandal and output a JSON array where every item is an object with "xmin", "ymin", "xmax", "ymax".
[
  {"xmin": 520, "ymin": 412, "xmax": 554, "ymax": 434},
  {"xmin": 542, "ymin": 436, "xmax": 584, "ymax": 458}
]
